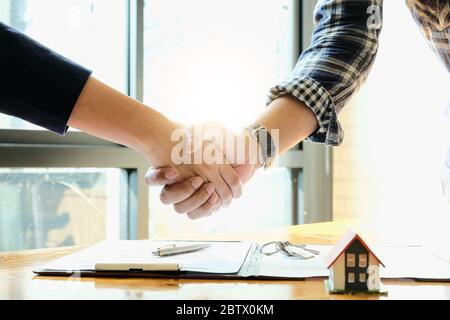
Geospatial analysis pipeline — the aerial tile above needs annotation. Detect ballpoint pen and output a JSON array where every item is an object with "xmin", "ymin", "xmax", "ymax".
[{"xmin": 152, "ymin": 243, "xmax": 211, "ymax": 257}]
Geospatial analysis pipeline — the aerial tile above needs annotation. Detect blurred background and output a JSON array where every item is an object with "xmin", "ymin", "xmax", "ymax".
[{"xmin": 0, "ymin": 0, "xmax": 448, "ymax": 252}]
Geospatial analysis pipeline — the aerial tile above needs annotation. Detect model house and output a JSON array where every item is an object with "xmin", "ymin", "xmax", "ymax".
[{"xmin": 325, "ymin": 230, "xmax": 385, "ymax": 293}]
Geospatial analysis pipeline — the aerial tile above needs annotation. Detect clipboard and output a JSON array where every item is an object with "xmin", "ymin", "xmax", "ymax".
[
  {"xmin": 33, "ymin": 240, "xmax": 450, "ymax": 281},
  {"xmin": 33, "ymin": 240, "xmax": 263, "ymax": 279}
]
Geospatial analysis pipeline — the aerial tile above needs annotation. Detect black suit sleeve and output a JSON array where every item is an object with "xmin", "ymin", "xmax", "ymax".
[{"xmin": 0, "ymin": 22, "xmax": 92, "ymax": 135}]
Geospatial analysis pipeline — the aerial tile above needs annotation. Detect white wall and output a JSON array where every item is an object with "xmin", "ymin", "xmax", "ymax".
[
  {"xmin": 332, "ymin": 1, "xmax": 450, "ymax": 246},
  {"xmin": 368, "ymin": 254, "xmax": 380, "ymax": 291},
  {"xmin": 331, "ymin": 254, "xmax": 346, "ymax": 290}
]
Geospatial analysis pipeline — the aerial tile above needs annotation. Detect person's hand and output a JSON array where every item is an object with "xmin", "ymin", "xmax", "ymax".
[
  {"xmin": 145, "ymin": 122, "xmax": 260, "ymax": 218},
  {"xmin": 146, "ymin": 163, "xmax": 256, "ymax": 217},
  {"xmin": 145, "ymin": 121, "xmax": 247, "ymax": 219}
]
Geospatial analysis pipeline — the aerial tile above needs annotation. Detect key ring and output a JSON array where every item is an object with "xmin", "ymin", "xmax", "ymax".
[
  {"xmin": 260, "ymin": 241, "xmax": 284, "ymax": 256},
  {"xmin": 260, "ymin": 241, "xmax": 320, "ymax": 257}
]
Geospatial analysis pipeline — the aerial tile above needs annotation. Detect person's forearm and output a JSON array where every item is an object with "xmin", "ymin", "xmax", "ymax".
[
  {"xmin": 252, "ymin": 95, "xmax": 319, "ymax": 156},
  {"xmin": 68, "ymin": 76, "xmax": 177, "ymax": 165}
]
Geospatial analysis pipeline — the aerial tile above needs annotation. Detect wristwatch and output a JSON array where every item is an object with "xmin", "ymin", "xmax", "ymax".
[{"xmin": 245, "ymin": 124, "xmax": 277, "ymax": 169}]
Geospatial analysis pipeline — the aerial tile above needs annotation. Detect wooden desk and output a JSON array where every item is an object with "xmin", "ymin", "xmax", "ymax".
[{"xmin": 1, "ymin": 220, "xmax": 449, "ymax": 300}]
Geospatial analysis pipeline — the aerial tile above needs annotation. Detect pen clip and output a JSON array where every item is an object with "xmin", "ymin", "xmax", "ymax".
[{"xmin": 152, "ymin": 244, "xmax": 177, "ymax": 256}]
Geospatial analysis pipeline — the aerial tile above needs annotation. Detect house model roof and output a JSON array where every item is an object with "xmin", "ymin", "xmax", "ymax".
[{"xmin": 325, "ymin": 229, "xmax": 385, "ymax": 269}]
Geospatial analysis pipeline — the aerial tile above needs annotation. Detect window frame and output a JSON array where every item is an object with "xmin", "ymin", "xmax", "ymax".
[
  {"xmin": 0, "ymin": 0, "xmax": 148, "ymax": 240},
  {"xmin": 294, "ymin": 0, "xmax": 332, "ymax": 225}
]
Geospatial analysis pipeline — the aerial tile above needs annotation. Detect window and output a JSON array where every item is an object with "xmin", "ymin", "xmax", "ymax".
[
  {"xmin": 0, "ymin": 1, "xmax": 148, "ymax": 251},
  {"xmin": 0, "ymin": 168, "xmax": 127, "ymax": 251},
  {"xmin": 0, "ymin": 0, "xmax": 128, "ymax": 130},
  {"xmin": 359, "ymin": 253, "xmax": 367, "ymax": 268},
  {"xmin": 143, "ymin": 0, "xmax": 298, "ymax": 238},
  {"xmin": 347, "ymin": 272, "xmax": 355, "ymax": 283},
  {"xmin": 0, "ymin": 131, "xmax": 149, "ymax": 252},
  {"xmin": 359, "ymin": 272, "xmax": 366, "ymax": 283},
  {"xmin": 346, "ymin": 253, "xmax": 355, "ymax": 267}
]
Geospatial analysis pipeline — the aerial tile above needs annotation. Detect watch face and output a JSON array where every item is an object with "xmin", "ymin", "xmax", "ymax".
[
  {"xmin": 246, "ymin": 125, "xmax": 277, "ymax": 167},
  {"xmin": 256, "ymin": 127, "xmax": 275, "ymax": 155}
]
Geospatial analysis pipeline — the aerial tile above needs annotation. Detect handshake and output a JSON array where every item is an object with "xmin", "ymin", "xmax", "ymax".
[
  {"xmin": 67, "ymin": 79, "xmax": 316, "ymax": 217},
  {"xmin": 144, "ymin": 122, "xmax": 277, "ymax": 219}
]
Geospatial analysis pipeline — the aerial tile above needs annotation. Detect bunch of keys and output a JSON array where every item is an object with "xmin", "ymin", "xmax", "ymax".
[{"xmin": 260, "ymin": 241, "xmax": 320, "ymax": 259}]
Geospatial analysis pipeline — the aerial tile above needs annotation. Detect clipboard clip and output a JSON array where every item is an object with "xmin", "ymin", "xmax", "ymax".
[{"xmin": 95, "ymin": 262, "xmax": 180, "ymax": 272}]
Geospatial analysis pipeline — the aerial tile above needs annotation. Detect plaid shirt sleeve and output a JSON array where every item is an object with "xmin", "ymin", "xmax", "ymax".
[{"xmin": 268, "ymin": 0, "xmax": 383, "ymax": 146}]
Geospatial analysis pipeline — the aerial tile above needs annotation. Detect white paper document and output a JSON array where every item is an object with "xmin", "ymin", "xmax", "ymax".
[
  {"xmin": 377, "ymin": 246, "xmax": 450, "ymax": 280},
  {"xmin": 258, "ymin": 245, "xmax": 329, "ymax": 278}
]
